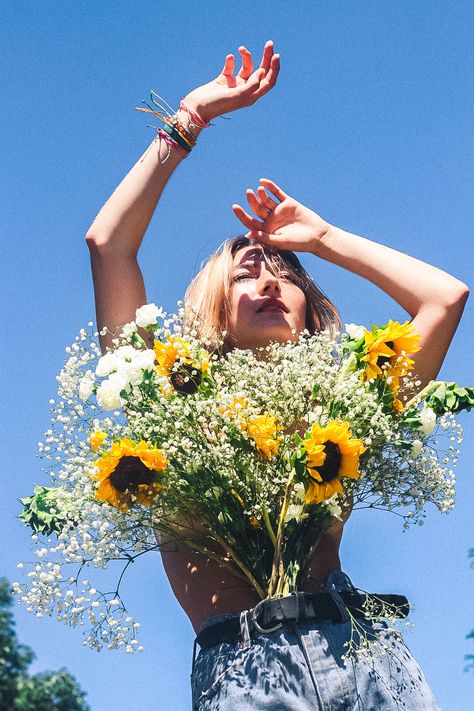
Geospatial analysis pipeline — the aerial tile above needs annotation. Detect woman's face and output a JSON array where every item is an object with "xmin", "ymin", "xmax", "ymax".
[{"xmin": 226, "ymin": 245, "xmax": 307, "ymax": 350}]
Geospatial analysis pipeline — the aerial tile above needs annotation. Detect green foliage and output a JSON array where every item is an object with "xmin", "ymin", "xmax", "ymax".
[
  {"xmin": 14, "ymin": 671, "xmax": 89, "ymax": 711},
  {"xmin": 18, "ymin": 485, "xmax": 68, "ymax": 536},
  {"xmin": 426, "ymin": 382, "xmax": 474, "ymax": 415},
  {"xmin": 0, "ymin": 578, "xmax": 89, "ymax": 711},
  {"xmin": 0, "ymin": 579, "xmax": 33, "ymax": 709}
]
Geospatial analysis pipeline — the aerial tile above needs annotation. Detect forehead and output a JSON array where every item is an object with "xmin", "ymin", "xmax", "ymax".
[{"xmin": 232, "ymin": 246, "xmax": 266, "ymax": 266}]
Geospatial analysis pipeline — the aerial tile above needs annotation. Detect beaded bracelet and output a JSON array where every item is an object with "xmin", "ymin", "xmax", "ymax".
[
  {"xmin": 166, "ymin": 115, "xmax": 197, "ymax": 147},
  {"xmin": 136, "ymin": 91, "xmax": 211, "ymax": 158},
  {"xmin": 161, "ymin": 122, "xmax": 193, "ymax": 153}
]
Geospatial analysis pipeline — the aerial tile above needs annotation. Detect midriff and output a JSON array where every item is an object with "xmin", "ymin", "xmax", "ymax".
[{"xmin": 157, "ymin": 517, "xmax": 346, "ymax": 634}]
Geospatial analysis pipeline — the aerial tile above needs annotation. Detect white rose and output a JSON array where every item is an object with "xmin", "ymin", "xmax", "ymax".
[
  {"xmin": 135, "ymin": 303, "xmax": 163, "ymax": 328},
  {"xmin": 284, "ymin": 502, "xmax": 305, "ymax": 523},
  {"xmin": 115, "ymin": 345, "xmax": 138, "ymax": 362},
  {"xmin": 96, "ymin": 374, "xmax": 129, "ymax": 411},
  {"xmin": 419, "ymin": 406, "xmax": 437, "ymax": 436},
  {"xmin": 410, "ymin": 439, "xmax": 424, "ymax": 458},
  {"xmin": 132, "ymin": 349, "xmax": 156, "ymax": 371},
  {"xmin": 293, "ymin": 482, "xmax": 306, "ymax": 502},
  {"xmin": 116, "ymin": 348, "xmax": 156, "ymax": 386},
  {"xmin": 120, "ymin": 321, "xmax": 137, "ymax": 337},
  {"xmin": 95, "ymin": 352, "xmax": 120, "ymax": 377},
  {"xmin": 79, "ymin": 374, "xmax": 95, "ymax": 402},
  {"xmin": 284, "ymin": 483, "xmax": 308, "ymax": 523},
  {"xmin": 324, "ymin": 494, "xmax": 342, "ymax": 520},
  {"xmin": 344, "ymin": 323, "xmax": 365, "ymax": 341}
]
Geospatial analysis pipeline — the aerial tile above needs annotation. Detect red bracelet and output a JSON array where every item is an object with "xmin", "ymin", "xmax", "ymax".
[{"xmin": 179, "ymin": 101, "xmax": 212, "ymax": 129}]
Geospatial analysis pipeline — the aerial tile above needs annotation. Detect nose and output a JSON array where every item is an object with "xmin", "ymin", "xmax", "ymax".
[{"xmin": 257, "ymin": 266, "xmax": 281, "ymax": 295}]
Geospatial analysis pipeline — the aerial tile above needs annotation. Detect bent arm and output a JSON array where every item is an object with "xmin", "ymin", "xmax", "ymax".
[
  {"xmin": 315, "ymin": 226, "xmax": 469, "ymax": 389},
  {"xmin": 86, "ymin": 43, "xmax": 280, "ymax": 351},
  {"xmin": 233, "ymin": 179, "xmax": 469, "ymax": 391},
  {"xmin": 86, "ymin": 114, "xmax": 199, "ymax": 349}
]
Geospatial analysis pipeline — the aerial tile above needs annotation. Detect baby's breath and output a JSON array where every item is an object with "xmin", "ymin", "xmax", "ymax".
[{"xmin": 15, "ymin": 311, "xmax": 464, "ymax": 652}]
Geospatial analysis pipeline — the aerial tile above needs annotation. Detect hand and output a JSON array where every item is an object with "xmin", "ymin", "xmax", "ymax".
[
  {"xmin": 232, "ymin": 179, "xmax": 332, "ymax": 255},
  {"xmin": 182, "ymin": 41, "xmax": 280, "ymax": 123}
]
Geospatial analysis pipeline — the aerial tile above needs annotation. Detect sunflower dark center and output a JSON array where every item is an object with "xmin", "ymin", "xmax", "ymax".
[
  {"xmin": 314, "ymin": 441, "xmax": 342, "ymax": 482},
  {"xmin": 376, "ymin": 340, "xmax": 394, "ymax": 368},
  {"xmin": 109, "ymin": 456, "xmax": 152, "ymax": 493},
  {"xmin": 170, "ymin": 364, "xmax": 202, "ymax": 395}
]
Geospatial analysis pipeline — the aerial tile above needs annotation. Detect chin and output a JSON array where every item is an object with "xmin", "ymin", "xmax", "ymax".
[{"xmin": 252, "ymin": 324, "xmax": 297, "ymax": 347}]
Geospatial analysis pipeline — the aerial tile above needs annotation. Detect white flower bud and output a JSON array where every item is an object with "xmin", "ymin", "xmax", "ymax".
[
  {"xmin": 344, "ymin": 323, "xmax": 365, "ymax": 340},
  {"xmin": 135, "ymin": 303, "xmax": 163, "ymax": 328},
  {"xmin": 419, "ymin": 406, "xmax": 437, "ymax": 436}
]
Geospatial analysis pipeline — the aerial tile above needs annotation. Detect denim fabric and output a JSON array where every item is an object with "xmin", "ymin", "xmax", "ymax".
[{"xmin": 190, "ymin": 574, "xmax": 441, "ymax": 710}]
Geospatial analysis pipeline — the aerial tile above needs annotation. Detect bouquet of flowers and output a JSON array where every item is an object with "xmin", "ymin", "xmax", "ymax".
[{"xmin": 15, "ymin": 303, "xmax": 473, "ymax": 652}]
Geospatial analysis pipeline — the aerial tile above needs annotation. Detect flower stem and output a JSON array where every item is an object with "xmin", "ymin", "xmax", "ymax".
[
  {"xmin": 268, "ymin": 469, "xmax": 294, "ymax": 597},
  {"xmin": 261, "ymin": 502, "xmax": 277, "ymax": 546},
  {"xmin": 212, "ymin": 532, "xmax": 266, "ymax": 599},
  {"xmin": 404, "ymin": 380, "xmax": 442, "ymax": 411},
  {"xmin": 337, "ymin": 352, "xmax": 357, "ymax": 382}
]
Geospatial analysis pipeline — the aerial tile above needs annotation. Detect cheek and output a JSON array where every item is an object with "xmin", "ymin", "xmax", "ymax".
[{"xmin": 288, "ymin": 289, "xmax": 307, "ymax": 325}]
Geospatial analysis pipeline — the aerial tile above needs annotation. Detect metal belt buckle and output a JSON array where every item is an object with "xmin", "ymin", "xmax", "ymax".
[{"xmin": 251, "ymin": 598, "xmax": 284, "ymax": 634}]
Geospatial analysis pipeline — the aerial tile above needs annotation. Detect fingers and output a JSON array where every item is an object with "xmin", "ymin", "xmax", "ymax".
[
  {"xmin": 246, "ymin": 189, "xmax": 269, "ymax": 220},
  {"xmin": 221, "ymin": 54, "xmax": 235, "ymax": 77},
  {"xmin": 258, "ymin": 40, "xmax": 274, "ymax": 73},
  {"xmin": 259, "ymin": 178, "xmax": 287, "ymax": 202},
  {"xmin": 252, "ymin": 53, "xmax": 280, "ymax": 98},
  {"xmin": 245, "ymin": 230, "xmax": 291, "ymax": 251},
  {"xmin": 232, "ymin": 203, "xmax": 265, "ymax": 232},
  {"xmin": 237, "ymin": 46, "xmax": 254, "ymax": 80},
  {"xmin": 257, "ymin": 185, "xmax": 278, "ymax": 211}
]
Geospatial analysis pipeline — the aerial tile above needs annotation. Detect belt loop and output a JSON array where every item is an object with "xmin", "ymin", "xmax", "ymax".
[
  {"xmin": 239, "ymin": 609, "xmax": 252, "ymax": 649},
  {"xmin": 326, "ymin": 582, "xmax": 350, "ymax": 623},
  {"xmin": 290, "ymin": 590, "xmax": 301, "ymax": 627}
]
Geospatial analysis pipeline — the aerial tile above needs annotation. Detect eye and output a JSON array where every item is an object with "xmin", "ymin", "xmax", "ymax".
[
  {"xmin": 232, "ymin": 273, "xmax": 253, "ymax": 282},
  {"xmin": 280, "ymin": 272, "xmax": 299, "ymax": 284}
]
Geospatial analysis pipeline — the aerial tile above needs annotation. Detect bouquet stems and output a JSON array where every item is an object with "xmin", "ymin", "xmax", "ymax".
[
  {"xmin": 268, "ymin": 468, "xmax": 294, "ymax": 597},
  {"xmin": 211, "ymin": 531, "xmax": 266, "ymax": 599},
  {"xmin": 261, "ymin": 502, "xmax": 277, "ymax": 546},
  {"xmin": 404, "ymin": 380, "xmax": 441, "ymax": 410}
]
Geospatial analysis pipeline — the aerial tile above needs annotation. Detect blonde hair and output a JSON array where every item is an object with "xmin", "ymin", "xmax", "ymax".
[{"xmin": 185, "ymin": 236, "xmax": 341, "ymax": 350}]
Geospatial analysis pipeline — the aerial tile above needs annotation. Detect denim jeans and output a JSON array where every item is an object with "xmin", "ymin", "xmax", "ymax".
[{"xmin": 190, "ymin": 573, "xmax": 441, "ymax": 710}]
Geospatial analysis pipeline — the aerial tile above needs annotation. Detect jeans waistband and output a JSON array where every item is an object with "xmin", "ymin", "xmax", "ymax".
[{"xmin": 197, "ymin": 570, "xmax": 357, "ymax": 636}]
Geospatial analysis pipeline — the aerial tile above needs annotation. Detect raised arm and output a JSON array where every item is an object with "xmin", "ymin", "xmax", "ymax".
[
  {"xmin": 86, "ymin": 42, "xmax": 280, "ymax": 350},
  {"xmin": 232, "ymin": 178, "xmax": 470, "ymax": 392}
]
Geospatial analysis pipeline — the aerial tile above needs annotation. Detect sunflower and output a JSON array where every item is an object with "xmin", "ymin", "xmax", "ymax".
[
  {"xmin": 92, "ymin": 437, "xmax": 168, "ymax": 511},
  {"xmin": 360, "ymin": 320, "xmax": 421, "ymax": 383},
  {"xmin": 154, "ymin": 337, "xmax": 209, "ymax": 394},
  {"xmin": 245, "ymin": 413, "xmax": 282, "ymax": 460},
  {"xmin": 302, "ymin": 421, "xmax": 366, "ymax": 504},
  {"xmin": 89, "ymin": 430, "xmax": 107, "ymax": 452},
  {"xmin": 154, "ymin": 337, "xmax": 191, "ymax": 377}
]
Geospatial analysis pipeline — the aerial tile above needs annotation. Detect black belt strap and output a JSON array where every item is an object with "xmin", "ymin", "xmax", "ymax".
[{"xmin": 196, "ymin": 591, "xmax": 409, "ymax": 651}]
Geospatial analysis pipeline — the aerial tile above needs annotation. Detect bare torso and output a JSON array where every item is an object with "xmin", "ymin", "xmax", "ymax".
[{"xmin": 157, "ymin": 519, "xmax": 346, "ymax": 634}]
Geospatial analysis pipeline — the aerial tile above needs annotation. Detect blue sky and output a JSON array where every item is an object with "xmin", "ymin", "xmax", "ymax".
[{"xmin": 1, "ymin": 1, "xmax": 473, "ymax": 709}]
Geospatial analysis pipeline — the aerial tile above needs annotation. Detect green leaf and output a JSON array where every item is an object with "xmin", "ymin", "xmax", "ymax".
[
  {"xmin": 217, "ymin": 510, "xmax": 232, "ymax": 526},
  {"xmin": 17, "ymin": 485, "xmax": 71, "ymax": 537},
  {"xmin": 293, "ymin": 458, "xmax": 306, "ymax": 477}
]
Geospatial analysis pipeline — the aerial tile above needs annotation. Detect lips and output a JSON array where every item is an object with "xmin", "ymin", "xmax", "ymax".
[{"xmin": 257, "ymin": 299, "xmax": 288, "ymax": 313}]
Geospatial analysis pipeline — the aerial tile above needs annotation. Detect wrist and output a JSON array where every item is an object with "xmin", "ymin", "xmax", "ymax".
[
  {"xmin": 310, "ymin": 221, "xmax": 336, "ymax": 257},
  {"xmin": 175, "ymin": 108, "xmax": 204, "ymax": 140}
]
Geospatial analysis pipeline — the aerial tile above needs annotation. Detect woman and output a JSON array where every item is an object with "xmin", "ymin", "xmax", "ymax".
[{"xmin": 86, "ymin": 42, "xmax": 469, "ymax": 709}]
